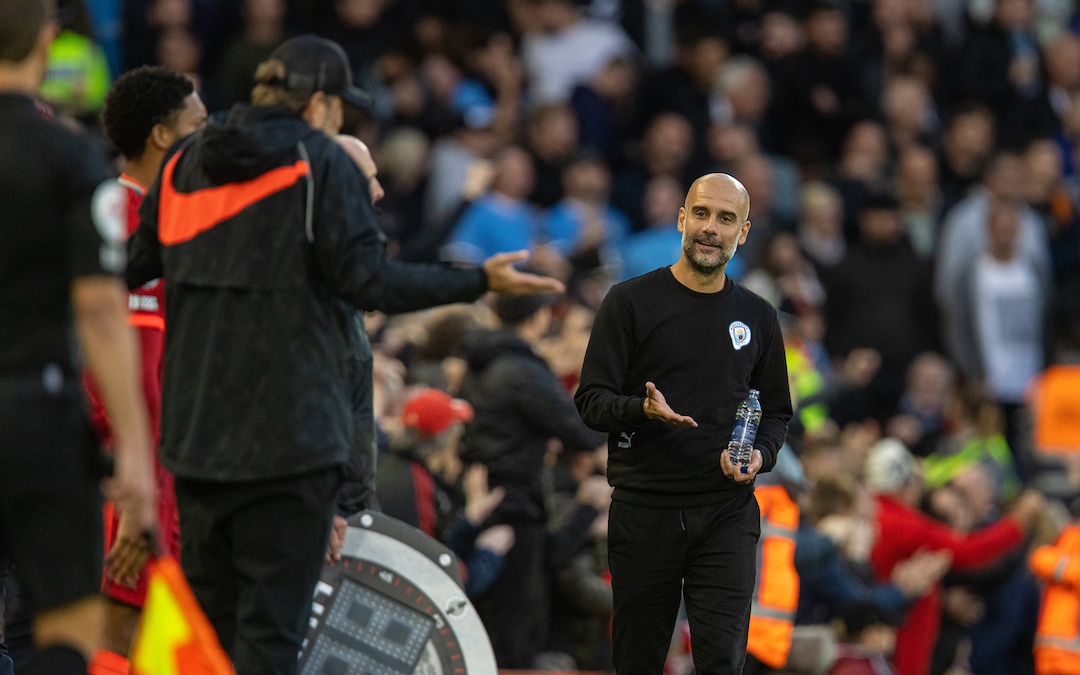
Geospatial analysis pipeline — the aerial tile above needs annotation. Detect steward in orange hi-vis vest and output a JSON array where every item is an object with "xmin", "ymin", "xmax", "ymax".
[
  {"xmin": 1031, "ymin": 523, "xmax": 1080, "ymax": 675},
  {"xmin": 747, "ymin": 483, "xmax": 801, "ymax": 669}
]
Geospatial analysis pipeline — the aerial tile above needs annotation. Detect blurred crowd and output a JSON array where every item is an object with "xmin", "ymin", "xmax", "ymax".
[{"xmin": 21, "ymin": 0, "xmax": 1080, "ymax": 673}]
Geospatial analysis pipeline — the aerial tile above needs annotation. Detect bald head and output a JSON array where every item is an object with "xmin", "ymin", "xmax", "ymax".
[
  {"xmin": 684, "ymin": 173, "xmax": 751, "ymax": 222},
  {"xmin": 676, "ymin": 172, "xmax": 753, "ymax": 279}
]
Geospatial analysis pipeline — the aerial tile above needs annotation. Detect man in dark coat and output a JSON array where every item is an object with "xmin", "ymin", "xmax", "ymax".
[
  {"xmin": 459, "ymin": 292, "xmax": 605, "ymax": 668},
  {"xmin": 823, "ymin": 194, "xmax": 937, "ymax": 419}
]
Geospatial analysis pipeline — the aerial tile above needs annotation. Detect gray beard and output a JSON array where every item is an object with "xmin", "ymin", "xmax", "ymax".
[{"xmin": 683, "ymin": 234, "xmax": 734, "ymax": 274}]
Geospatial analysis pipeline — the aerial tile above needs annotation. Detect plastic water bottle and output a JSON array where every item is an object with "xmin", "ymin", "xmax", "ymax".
[{"xmin": 727, "ymin": 389, "xmax": 761, "ymax": 468}]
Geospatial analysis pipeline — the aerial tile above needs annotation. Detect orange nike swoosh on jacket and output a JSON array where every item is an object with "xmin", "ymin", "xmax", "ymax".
[{"xmin": 157, "ymin": 150, "xmax": 309, "ymax": 246}]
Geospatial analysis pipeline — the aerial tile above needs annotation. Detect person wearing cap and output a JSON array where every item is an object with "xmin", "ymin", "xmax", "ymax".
[
  {"xmin": 376, "ymin": 388, "xmax": 478, "ymax": 536},
  {"xmin": 575, "ymin": 173, "xmax": 792, "ymax": 675},
  {"xmin": 125, "ymin": 33, "xmax": 563, "ymax": 674},
  {"xmin": 375, "ymin": 389, "xmax": 516, "ymax": 598},
  {"xmin": 865, "ymin": 438, "xmax": 1044, "ymax": 675},
  {"xmin": 458, "ymin": 291, "xmax": 606, "ymax": 667}
]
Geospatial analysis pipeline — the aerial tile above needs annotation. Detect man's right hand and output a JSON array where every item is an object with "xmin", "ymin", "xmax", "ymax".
[
  {"xmin": 106, "ymin": 511, "xmax": 153, "ymax": 588},
  {"xmin": 483, "ymin": 250, "xmax": 566, "ymax": 295},
  {"xmin": 643, "ymin": 382, "xmax": 697, "ymax": 428}
]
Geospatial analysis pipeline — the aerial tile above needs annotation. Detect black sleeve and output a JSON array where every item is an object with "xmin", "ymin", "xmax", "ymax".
[
  {"xmin": 749, "ymin": 309, "xmax": 792, "ymax": 473},
  {"xmin": 65, "ymin": 135, "xmax": 119, "ymax": 279},
  {"xmin": 312, "ymin": 147, "xmax": 489, "ymax": 314},
  {"xmin": 512, "ymin": 359, "xmax": 607, "ymax": 452},
  {"xmin": 336, "ymin": 315, "xmax": 380, "ymax": 517},
  {"xmin": 574, "ymin": 285, "xmax": 650, "ymax": 432}
]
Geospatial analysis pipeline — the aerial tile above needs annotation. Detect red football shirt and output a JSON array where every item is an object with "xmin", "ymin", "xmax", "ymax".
[{"xmin": 86, "ymin": 173, "xmax": 179, "ymax": 607}]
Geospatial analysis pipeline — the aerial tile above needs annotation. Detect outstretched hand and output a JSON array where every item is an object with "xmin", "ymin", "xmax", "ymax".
[
  {"xmin": 483, "ymin": 250, "xmax": 566, "ymax": 295},
  {"xmin": 643, "ymin": 382, "xmax": 697, "ymax": 428},
  {"xmin": 720, "ymin": 447, "xmax": 762, "ymax": 483}
]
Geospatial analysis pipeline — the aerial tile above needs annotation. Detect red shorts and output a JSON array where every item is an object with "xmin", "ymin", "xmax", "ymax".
[{"xmin": 101, "ymin": 459, "xmax": 180, "ymax": 607}]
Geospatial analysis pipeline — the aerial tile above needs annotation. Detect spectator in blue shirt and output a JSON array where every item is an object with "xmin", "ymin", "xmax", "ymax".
[
  {"xmin": 542, "ymin": 152, "xmax": 630, "ymax": 272},
  {"xmin": 444, "ymin": 146, "xmax": 539, "ymax": 264}
]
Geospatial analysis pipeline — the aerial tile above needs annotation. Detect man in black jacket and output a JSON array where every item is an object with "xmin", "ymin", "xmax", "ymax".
[
  {"xmin": 126, "ymin": 35, "xmax": 561, "ymax": 675},
  {"xmin": 459, "ymin": 292, "xmax": 606, "ymax": 668},
  {"xmin": 823, "ymin": 193, "xmax": 937, "ymax": 419},
  {"xmin": 575, "ymin": 173, "xmax": 791, "ymax": 675}
]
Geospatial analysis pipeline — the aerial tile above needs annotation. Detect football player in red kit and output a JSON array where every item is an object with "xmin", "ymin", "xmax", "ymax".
[{"xmin": 87, "ymin": 65, "xmax": 206, "ymax": 662}]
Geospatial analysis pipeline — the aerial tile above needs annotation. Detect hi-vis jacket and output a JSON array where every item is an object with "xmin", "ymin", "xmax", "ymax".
[
  {"xmin": 1031, "ymin": 524, "xmax": 1080, "ymax": 675},
  {"xmin": 127, "ymin": 104, "xmax": 488, "ymax": 482},
  {"xmin": 747, "ymin": 484, "xmax": 800, "ymax": 669}
]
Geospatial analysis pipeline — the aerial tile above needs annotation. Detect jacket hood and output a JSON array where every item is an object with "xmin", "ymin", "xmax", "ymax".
[
  {"xmin": 462, "ymin": 328, "xmax": 537, "ymax": 372},
  {"xmin": 199, "ymin": 104, "xmax": 313, "ymax": 183}
]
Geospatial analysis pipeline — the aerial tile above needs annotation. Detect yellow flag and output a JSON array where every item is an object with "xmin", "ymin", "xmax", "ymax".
[{"xmin": 130, "ymin": 558, "xmax": 234, "ymax": 675}]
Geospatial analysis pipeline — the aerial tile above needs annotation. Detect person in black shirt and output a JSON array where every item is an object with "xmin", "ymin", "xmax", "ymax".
[
  {"xmin": 0, "ymin": 1, "xmax": 154, "ymax": 673},
  {"xmin": 575, "ymin": 173, "xmax": 792, "ymax": 675}
]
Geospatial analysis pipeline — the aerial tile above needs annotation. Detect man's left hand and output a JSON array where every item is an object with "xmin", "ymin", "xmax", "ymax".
[
  {"xmin": 326, "ymin": 515, "xmax": 348, "ymax": 562},
  {"xmin": 720, "ymin": 448, "xmax": 762, "ymax": 483}
]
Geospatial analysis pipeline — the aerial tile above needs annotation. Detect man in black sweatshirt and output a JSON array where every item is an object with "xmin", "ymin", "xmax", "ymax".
[{"xmin": 575, "ymin": 173, "xmax": 792, "ymax": 675}]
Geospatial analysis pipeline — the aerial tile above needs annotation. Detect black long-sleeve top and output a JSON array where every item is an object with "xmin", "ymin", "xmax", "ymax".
[{"xmin": 575, "ymin": 268, "xmax": 792, "ymax": 508}]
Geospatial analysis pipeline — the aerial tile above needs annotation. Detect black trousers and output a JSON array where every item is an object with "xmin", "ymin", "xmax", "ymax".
[
  {"xmin": 174, "ymin": 466, "xmax": 341, "ymax": 675},
  {"xmin": 608, "ymin": 492, "xmax": 760, "ymax": 675},
  {"xmin": 473, "ymin": 519, "xmax": 548, "ymax": 669}
]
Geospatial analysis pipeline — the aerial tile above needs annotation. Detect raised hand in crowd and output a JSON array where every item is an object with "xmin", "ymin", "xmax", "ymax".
[
  {"xmin": 1011, "ymin": 489, "xmax": 1048, "ymax": 531},
  {"xmin": 891, "ymin": 549, "xmax": 953, "ymax": 599},
  {"xmin": 464, "ymin": 464, "xmax": 507, "ymax": 526},
  {"xmin": 475, "ymin": 524, "xmax": 516, "ymax": 556}
]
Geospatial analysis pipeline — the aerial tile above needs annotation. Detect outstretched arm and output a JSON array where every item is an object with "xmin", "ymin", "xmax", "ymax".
[{"xmin": 315, "ymin": 145, "xmax": 561, "ymax": 314}]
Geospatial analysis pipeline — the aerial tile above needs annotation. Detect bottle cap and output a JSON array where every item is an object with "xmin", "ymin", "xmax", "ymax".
[{"xmin": 749, "ymin": 389, "xmax": 759, "ymax": 398}]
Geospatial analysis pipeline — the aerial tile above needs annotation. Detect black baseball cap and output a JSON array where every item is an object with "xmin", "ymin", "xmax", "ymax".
[{"xmin": 268, "ymin": 34, "xmax": 373, "ymax": 109}]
